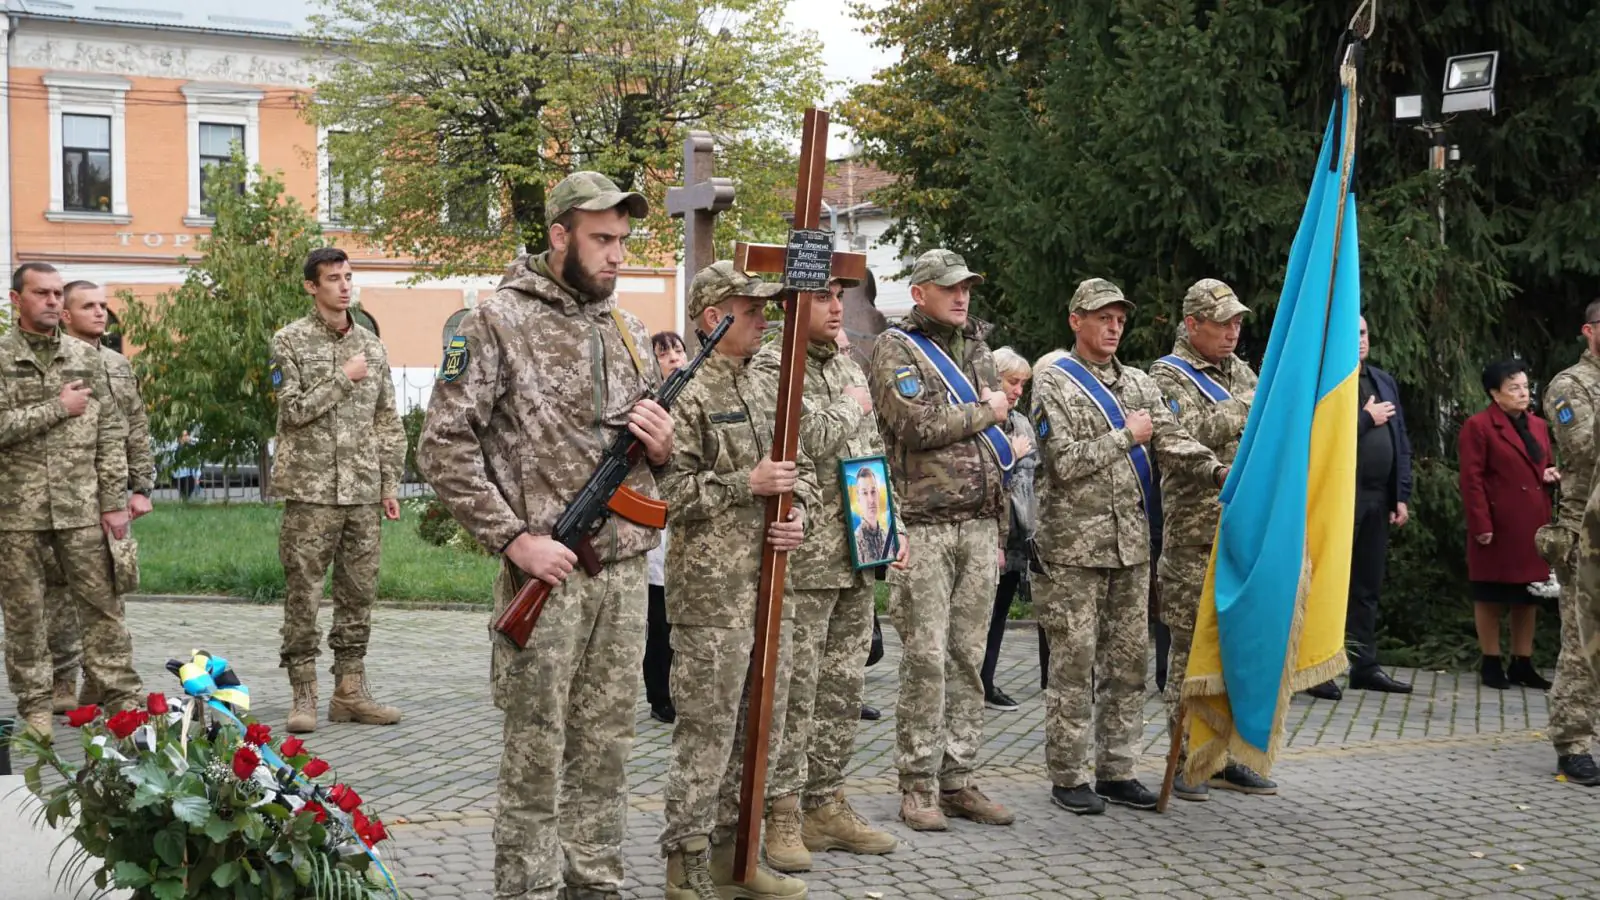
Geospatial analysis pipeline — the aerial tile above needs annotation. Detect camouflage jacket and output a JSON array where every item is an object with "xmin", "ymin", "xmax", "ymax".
[
  {"xmin": 662, "ymin": 350, "xmax": 820, "ymax": 626},
  {"xmin": 0, "ymin": 328, "xmax": 128, "ymax": 530},
  {"xmin": 1149, "ymin": 339, "xmax": 1258, "ymax": 549},
  {"xmin": 752, "ymin": 338, "xmax": 901, "ymax": 590},
  {"xmin": 418, "ymin": 253, "xmax": 662, "ymax": 562},
  {"xmin": 868, "ymin": 307, "xmax": 1007, "ymax": 535},
  {"xmin": 270, "ymin": 313, "xmax": 406, "ymax": 506},
  {"xmin": 1545, "ymin": 350, "xmax": 1600, "ymax": 531},
  {"xmin": 1032, "ymin": 351, "xmax": 1224, "ymax": 569},
  {"xmin": 98, "ymin": 344, "xmax": 156, "ymax": 495}
]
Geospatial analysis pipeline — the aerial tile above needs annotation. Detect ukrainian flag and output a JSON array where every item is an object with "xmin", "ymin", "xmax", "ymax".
[{"xmin": 1180, "ymin": 64, "xmax": 1362, "ymax": 781}]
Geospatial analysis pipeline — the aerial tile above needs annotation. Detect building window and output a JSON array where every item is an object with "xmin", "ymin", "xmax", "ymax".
[
  {"xmin": 198, "ymin": 122, "xmax": 246, "ymax": 216},
  {"xmin": 322, "ymin": 130, "xmax": 375, "ymax": 226},
  {"xmin": 62, "ymin": 114, "xmax": 113, "ymax": 213},
  {"xmin": 44, "ymin": 73, "xmax": 131, "ymax": 223}
]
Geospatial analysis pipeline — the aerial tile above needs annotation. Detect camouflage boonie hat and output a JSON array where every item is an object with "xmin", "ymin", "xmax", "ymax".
[
  {"xmin": 909, "ymin": 249, "xmax": 984, "ymax": 287},
  {"xmin": 1183, "ymin": 278, "xmax": 1250, "ymax": 322},
  {"xmin": 545, "ymin": 171, "xmax": 649, "ymax": 226},
  {"xmin": 687, "ymin": 261, "xmax": 772, "ymax": 319},
  {"xmin": 1070, "ymin": 278, "xmax": 1133, "ymax": 313},
  {"xmin": 109, "ymin": 534, "xmax": 140, "ymax": 595}
]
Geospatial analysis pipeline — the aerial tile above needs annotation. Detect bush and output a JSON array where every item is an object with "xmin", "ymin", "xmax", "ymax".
[
  {"xmin": 401, "ymin": 406, "xmax": 425, "ymax": 482},
  {"xmin": 416, "ymin": 497, "xmax": 487, "ymax": 556}
]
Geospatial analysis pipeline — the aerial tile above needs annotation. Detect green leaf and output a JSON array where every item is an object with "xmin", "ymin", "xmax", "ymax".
[
  {"xmin": 150, "ymin": 879, "xmax": 186, "ymax": 900},
  {"xmin": 23, "ymin": 761, "xmax": 42, "ymax": 795},
  {"xmin": 212, "ymin": 860, "xmax": 240, "ymax": 888},
  {"xmin": 113, "ymin": 860, "xmax": 154, "ymax": 889},
  {"xmin": 130, "ymin": 784, "xmax": 167, "ymax": 811},
  {"xmin": 240, "ymin": 810, "xmax": 269, "ymax": 842},
  {"xmin": 204, "ymin": 813, "xmax": 235, "ymax": 843},
  {"xmin": 171, "ymin": 793, "xmax": 209, "ymax": 827},
  {"xmin": 154, "ymin": 828, "xmax": 186, "ymax": 868}
]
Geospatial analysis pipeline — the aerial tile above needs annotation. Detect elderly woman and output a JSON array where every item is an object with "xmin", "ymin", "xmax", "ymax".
[
  {"xmin": 1458, "ymin": 358, "xmax": 1558, "ymax": 690},
  {"xmin": 980, "ymin": 347, "xmax": 1043, "ymax": 710}
]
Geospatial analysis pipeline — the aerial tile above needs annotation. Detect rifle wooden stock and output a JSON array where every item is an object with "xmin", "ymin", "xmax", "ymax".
[{"xmin": 492, "ymin": 537, "xmax": 604, "ymax": 650}]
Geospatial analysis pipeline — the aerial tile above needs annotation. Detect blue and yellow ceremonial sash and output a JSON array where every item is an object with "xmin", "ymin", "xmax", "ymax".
[
  {"xmin": 1155, "ymin": 355, "xmax": 1232, "ymax": 404},
  {"xmin": 888, "ymin": 328, "xmax": 1016, "ymax": 478},
  {"xmin": 1052, "ymin": 356, "xmax": 1161, "ymax": 526}
]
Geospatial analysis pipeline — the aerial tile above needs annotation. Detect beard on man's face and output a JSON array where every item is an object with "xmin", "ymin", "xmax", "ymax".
[{"xmin": 561, "ymin": 248, "xmax": 616, "ymax": 301}]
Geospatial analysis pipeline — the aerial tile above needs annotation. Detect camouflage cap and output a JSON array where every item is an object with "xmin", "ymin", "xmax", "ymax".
[
  {"xmin": 687, "ymin": 260, "xmax": 771, "ymax": 319},
  {"xmin": 545, "ymin": 171, "xmax": 649, "ymax": 226},
  {"xmin": 909, "ymin": 249, "xmax": 984, "ymax": 287},
  {"xmin": 1070, "ymin": 277, "xmax": 1133, "ymax": 313},
  {"xmin": 1183, "ymin": 278, "xmax": 1250, "ymax": 322}
]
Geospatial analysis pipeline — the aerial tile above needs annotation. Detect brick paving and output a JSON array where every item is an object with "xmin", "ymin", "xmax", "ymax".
[{"xmin": 5, "ymin": 600, "xmax": 1600, "ymax": 898}]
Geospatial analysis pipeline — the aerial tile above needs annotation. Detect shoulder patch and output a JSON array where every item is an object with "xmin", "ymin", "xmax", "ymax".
[
  {"xmin": 439, "ymin": 335, "xmax": 468, "ymax": 383},
  {"xmin": 269, "ymin": 360, "xmax": 283, "ymax": 388},
  {"xmin": 1556, "ymin": 398, "xmax": 1574, "ymax": 425},
  {"xmin": 1034, "ymin": 405, "xmax": 1051, "ymax": 439},
  {"xmin": 1168, "ymin": 398, "xmax": 1181, "ymax": 415},
  {"xmin": 894, "ymin": 365, "xmax": 922, "ymax": 398}
]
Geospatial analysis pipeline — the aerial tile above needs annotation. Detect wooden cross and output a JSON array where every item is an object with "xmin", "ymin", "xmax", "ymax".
[
  {"xmin": 730, "ymin": 107, "xmax": 869, "ymax": 883},
  {"xmin": 666, "ymin": 131, "xmax": 735, "ymax": 337}
]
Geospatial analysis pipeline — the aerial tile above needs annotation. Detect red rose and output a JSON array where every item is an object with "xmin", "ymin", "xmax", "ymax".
[
  {"xmin": 64, "ymin": 705, "xmax": 99, "ymax": 728},
  {"xmin": 299, "ymin": 801, "xmax": 328, "ymax": 823},
  {"xmin": 106, "ymin": 709, "xmax": 149, "ymax": 739},
  {"xmin": 231, "ymin": 746, "xmax": 260, "ymax": 780},
  {"xmin": 147, "ymin": 693, "xmax": 169, "ymax": 715},
  {"xmin": 328, "ymin": 784, "xmax": 362, "ymax": 813},
  {"xmin": 279, "ymin": 736, "xmax": 305, "ymax": 758},
  {"xmin": 243, "ymin": 723, "xmax": 272, "ymax": 746},
  {"xmin": 302, "ymin": 758, "xmax": 330, "ymax": 778},
  {"xmin": 365, "ymin": 817, "xmax": 388, "ymax": 844}
]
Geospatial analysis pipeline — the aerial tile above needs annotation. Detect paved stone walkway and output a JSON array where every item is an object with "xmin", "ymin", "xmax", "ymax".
[{"xmin": 5, "ymin": 600, "xmax": 1600, "ymax": 898}]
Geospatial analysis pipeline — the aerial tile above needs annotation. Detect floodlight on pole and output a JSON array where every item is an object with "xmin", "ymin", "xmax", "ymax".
[
  {"xmin": 1440, "ymin": 51, "xmax": 1498, "ymax": 114},
  {"xmin": 1394, "ymin": 95, "xmax": 1424, "ymax": 121}
]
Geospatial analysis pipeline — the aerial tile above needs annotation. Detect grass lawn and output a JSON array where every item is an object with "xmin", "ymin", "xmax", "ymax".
[{"xmin": 133, "ymin": 503, "xmax": 499, "ymax": 603}]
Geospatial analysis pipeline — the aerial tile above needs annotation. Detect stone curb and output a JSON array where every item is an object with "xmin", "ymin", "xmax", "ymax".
[{"xmin": 125, "ymin": 593, "xmax": 491, "ymax": 613}]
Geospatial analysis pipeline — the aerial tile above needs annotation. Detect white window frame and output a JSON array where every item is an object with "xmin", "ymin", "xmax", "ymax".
[
  {"xmin": 183, "ymin": 83, "xmax": 262, "ymax": 225},
  {"xmin": 44, "ymin": 73, "xmax": 131, "ymax": 224},
  {"xmin": 317, "ymin": 124, "xmax": 381, "ymax": 230}
]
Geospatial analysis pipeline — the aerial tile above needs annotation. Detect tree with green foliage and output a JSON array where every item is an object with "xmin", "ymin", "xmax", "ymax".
[
  {"xmin": 119, "ymin": 157, "xmax": 325, "ymax": 500},
  {"xmin": 845, "ymin": 0, "xmax": 1600, "ymax": 664},
  {"xmin": 308, "ymin": 0, "xmax": 826, "ymax": 274}
]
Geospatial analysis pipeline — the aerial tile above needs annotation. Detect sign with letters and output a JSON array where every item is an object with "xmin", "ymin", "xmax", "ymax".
[{"xmin": 783, "ymin": 228, "xmax": 835, "ymax": 291}]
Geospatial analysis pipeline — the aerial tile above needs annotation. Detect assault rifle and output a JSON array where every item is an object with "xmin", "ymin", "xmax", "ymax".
[{"xmin": 492, "ymin": 315, "xmax": 734, "ymax": 649}]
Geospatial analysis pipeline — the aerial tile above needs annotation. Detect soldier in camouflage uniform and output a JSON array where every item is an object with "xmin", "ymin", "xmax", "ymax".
[
  {"xmin": 1149, "ymin": 279, "xmax": 1276, "ymax": 801},
  {"xmin": 751, "ymin": 278, "xmax": 902, "ymax": 873},
  {"xmin": 1540, "ymin": 298, "xmax": 1600, "ymax": 787},
  {"xmin": 0, "ymin": 262, "xmax": 140, "ymax": 742},
  {"xmin": 1031, "ymin": 278, "xmax": 1226, "ymax": 816},
  {"xmin": 659, "ymin": 260, "xmax": 817, "ymax": 900},
  {"xmin": 42, "ymin": 280, "xmax": 157, "ymax": 711},
  {"xmin": 271, "ymin": 247, "xmax": 407, "ymax": 734},
  {"xmin": 868, "ymin": 249, "xmax": 1016, "ymax": 831},
  {"xmin": 419, "ymin": 172, "xmax": 673, "ymax": 900}
]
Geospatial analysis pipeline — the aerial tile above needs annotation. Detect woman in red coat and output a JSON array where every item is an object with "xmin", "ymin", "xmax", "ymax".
[{"xmin": 1458, "ymin": 358, "xmax": 1559, "ymax": 689}]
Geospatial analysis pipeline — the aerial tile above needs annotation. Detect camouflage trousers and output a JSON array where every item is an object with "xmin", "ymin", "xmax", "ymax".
[
  {"xmin": 770, "ymin": 579, "xmax": 875, "ymax": 803},
  {"xmin": 1036, "ymin": 563, "xmax": 1149, "ymax": 788},
  {"xmin": 0, "ymin": 527, "xmax": 141, "ymax": 718},
  {"xmin": 41, "ymin": 544, "xmax": 87, "ymax": 683},
  {"xmin": 1549, "ymin": 546, "xmax": 1598, "ymax": 756},
  {"xmin": 889, "ymin": 518, "xmax": 997, "ymax": 793},
  {"xmin": 492, "ymin": 554, "xmax": 647, "ymax": 900},
  {"xmin": 660, "ymin": 616, "xmax": 794, "ymax": 853},
  {"xmin": 278, "ymin": 501, "xmax": 381, "ymax": 676},
  {"xmin": 1157, "ymin": 547, "xmax": 1207, "ymax": 741}
]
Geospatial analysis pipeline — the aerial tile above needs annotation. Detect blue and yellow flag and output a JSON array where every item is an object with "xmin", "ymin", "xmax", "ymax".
[{"xmin": 1180, "ymin": 64, "xmax": 1362, "ymax": 780}]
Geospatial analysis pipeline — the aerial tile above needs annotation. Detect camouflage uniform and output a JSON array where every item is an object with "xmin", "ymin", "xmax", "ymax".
[
  {"xmin": 418, "ymin": 172, "xmax": 657, "ymax": 900},
  {"xmin": 1542, "ymin": 352, "xmax": 1600, "ymax": 760},
  {"xmin": 659, "ymin": 263, "xmax": 820, "ymax": 867},
  {"xmin": 0, "ymin": 327, "xmax": 139, "ymax": 729},
  {"xmin": 1149, "ymin": 283, "xmax": 1256, "ymax": 741},
  {"xmin": 751, "ymin": 333, "xmax": 899, "ymax": 862},
  {"xmin": 868, "ymin": 251, "xmax": 1009, "ymax": 805},
  {"xmin": 1031, "ymin": 279, "xmax": 1225, "ymax": 791},
  {"xmin": 46, "ymin": 342, "xmax": 156, "ymax": 695},
  {"xmin": 270, "ymin": 312, "xmax": 405, "ymax": 680}
]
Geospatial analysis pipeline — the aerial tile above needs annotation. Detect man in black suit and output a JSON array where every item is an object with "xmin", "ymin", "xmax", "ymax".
[{"xmin": 1308, "ymin": 315, "xmax": 1414, "ymax": 699}]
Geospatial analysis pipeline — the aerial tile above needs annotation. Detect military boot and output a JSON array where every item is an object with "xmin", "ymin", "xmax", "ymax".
[
  {"xmin": 763, "ymin": 794, "xmax": 811, "ymax": 873},
  {"xmin": 287, "ymin": 670, "xmax": 318, "ymax": 734},
  {"xmin": 939, "ymin": 785, "xmax": 1015, "ymax": 825},
  {"xmin": 710, "ymin": 837, "xmax": 807, "ymax": 899},
  {"xmin": 77, "ymin": 675, "xmax": 103, "ymax": 707},
  {"xmin": 802, "ymin": 789, "xmax": 897, "ymax": 855},
  {"xmin": 898, "ymin": 789, "xmax": 947, "ymax": 831},
  {"xmin": 21, "ymin": 709, "xmax": 54, "ymax": 745},
  {"xmin": 329, "ymin": 670, "xmax": 403, "ymax": 725},
  {"xmin": 52, "ymin": 676, "xmax": 77, "ymax": 714},
  {"xmin": 665, "ymin": 836, "xmax": 720, "ymax": 900}
]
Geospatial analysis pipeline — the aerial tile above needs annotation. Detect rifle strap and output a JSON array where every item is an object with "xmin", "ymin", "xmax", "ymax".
[{"xmin": 610, "ymin": 308, "xmax": 649, "ymax": 382}]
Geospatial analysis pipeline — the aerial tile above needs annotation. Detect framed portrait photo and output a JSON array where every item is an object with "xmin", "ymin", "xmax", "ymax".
[{"xmin": 840, "ymin": 454, "xmax": 897, "ymax": 570}]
